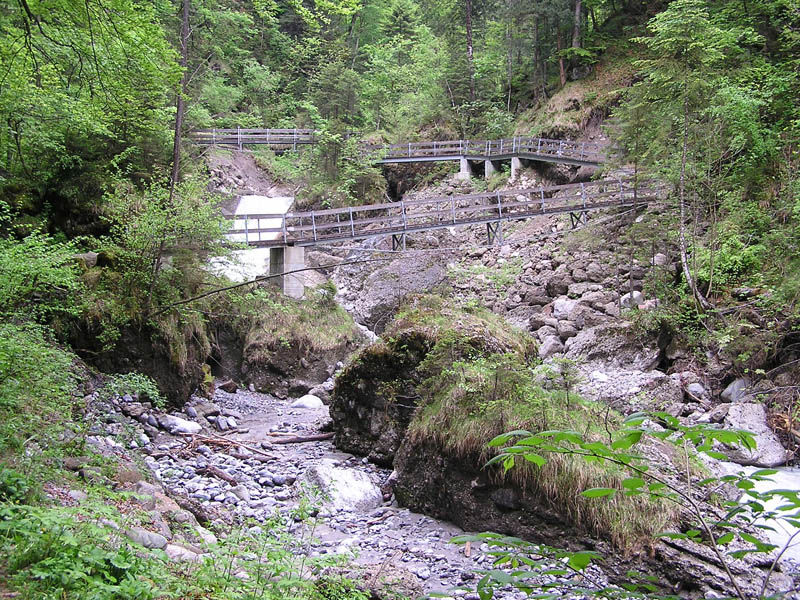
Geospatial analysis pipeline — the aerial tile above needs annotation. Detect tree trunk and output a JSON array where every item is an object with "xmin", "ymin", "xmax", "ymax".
[
  {"xmin": 572, "ymin": 0, "xmax": 582, "ymax": 48},
  {"xmin": 150, "ymin": 0, "xmax": 189, "ymax": 315},
  {"xmin": 465, "ymin": 0, "xmax": 476, "ymax": 102},
  {"xmin": 556, "ymin": 23, "xmax": 567, "ymax": 88},
  {"xmin": 169, "ymin": 0, "xmax": 190, "ymax": 204},
  {"xmin": 678, "ymin": 95, "xmax": 712, "ymax": 311}
]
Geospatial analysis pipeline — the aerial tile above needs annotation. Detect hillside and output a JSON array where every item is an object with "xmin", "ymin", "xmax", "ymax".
[{"xmin": 1, "ymin": 1, "xmax": 800, "ymax": 599}]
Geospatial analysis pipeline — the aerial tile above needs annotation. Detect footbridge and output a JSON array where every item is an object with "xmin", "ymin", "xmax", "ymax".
[
  {"xmin": 227, "ymin": 177, "xmax": 660, "ymax": 297},
  {"xmin": 191, "ymin": 128, "xmax": 605, "ymax": 178}
]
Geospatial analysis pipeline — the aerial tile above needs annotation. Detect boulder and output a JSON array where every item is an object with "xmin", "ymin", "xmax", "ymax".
[
  {"xmin": 165, "ymin": 543, "xmax": 202, "ymax": 562},
  {"xmin": 720, "ymin": 378, "xmax": 752, "ymax": 403},
  {"xmin": 300, "ymin": 459, "xmax": 383, "ymax": 512},
  {"xmin": 620, "ymin": 290, "xmax": 645, "ymax": 309},
  {"xmin": 157, "ymin": 415, "xmax": 202, "ymax": 435},
  {"xmin": 218, "ymin": 379, "xmax": 238, "ymax": 393},
  {"xmin": 552, "ymin": 297, "xmax": 578, "ymax": 320},
  {"xmin": 557, "ymin": 321, "xmax": 579, "ymax": 341},
  {"xmin": 539, "ymin": 336, "xmax": 565, "ymax": 359},
  {"xmin": 125, "ymin": 527, "xmax": 168, "ymax": 550},
  {"xmin": 721, "ymin": 403, "xmax": 786, "ymax": 467},
  {"xmin": 290, "ymin": 394, "xmax": 324, "ymax": 409}
]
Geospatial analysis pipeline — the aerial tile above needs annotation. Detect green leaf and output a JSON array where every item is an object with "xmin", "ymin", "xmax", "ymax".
[
  {"xmin": 717, "ymin": 532, "xmax": 734, "ymax": 544},
  {"xmin": 622, "ymin": 477, "xmax": 646, "ymax": 491},
  {"xmin": 522, "ymin": 453, "xmax": 547, "ymax": 467},
  {"xmin": 581, "ymin": 487, "xmax": 616, "ymax": 498},
  {"xmin": 612, "ymin": 430, "xmax": 643, "ymax": 450}
]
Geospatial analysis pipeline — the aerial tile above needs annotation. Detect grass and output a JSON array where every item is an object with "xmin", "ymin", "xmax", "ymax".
[
  {"xmin": 239, "ymin": 284, "xmax": 364, "ymax": 365},
  {"xmin": 393, "ymin": 298, "xmax": 678, "ymax": 553}
]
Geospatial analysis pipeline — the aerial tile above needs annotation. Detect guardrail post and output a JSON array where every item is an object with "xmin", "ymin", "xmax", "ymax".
[
  {"xmin": 580, "ymin": 142, "xmax": 585, "ymax": 160},
  {"xmin": 401, "ymin": 201, "xmax": 407, "ymax": 230},
  {"xmin": 349, "ymin": 207, "xmax": 355, "ymax": 238},
  {"xmin": 244, "ymin": 215, "xmax": 249, "ymax": 245},
  {"xmin": 237, "ymin": 126, "xmax": 242, "ymax": 151},
  {"xmin": 558, "ymin": 140, "xmax": 563, "ymax": 156},
  {"xmin": 212, "ymin": 128, "xmax": 216, "ymax": 145},
  {"xmin": 267, "ymin": 129, "xmax": 271, "ymax": 144},
  {"xmin": 293, "ymin": 128, "xmax": 297, "ymax": 152},
  {"xmin": 408, "ymin": 142, "xmax": 411, "ymax": 158},
  {"xmin": 537, "ymin": 138, "xmax": 542, "ymax": 153},
  {"xmin": 540, "ymin": 190, "xmax": 545, "ymax": 211},
  {"xmin": 282, "ymin": 215, "xmax": 288, "ymax": 244},
  {"xmin": 312, "ymin": 213, "xmax": 317, "ymax": 241},
  {"xmin": 581, "ymin": 183, "xmax": 586, "ymax": 209}
]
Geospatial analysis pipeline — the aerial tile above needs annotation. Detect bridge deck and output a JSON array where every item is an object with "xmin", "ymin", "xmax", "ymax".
[
  {"xmin": 192, "ymin": 129, "xmax": 604, "ymax": 166},
  {"xmin": 226, "ymin": 178, "xmax": 659, "ymax": 248}
]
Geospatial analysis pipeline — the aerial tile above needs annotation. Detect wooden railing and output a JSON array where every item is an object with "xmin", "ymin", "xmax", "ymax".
[
  {"xmin": 226, "ymin": 178, "xmax": 660, "ymax": 247},
  {"xmin": 191, "ymin": 129, "xmax": 605, "ymax": 165},
  {"xmin": 191, "ymin": 128, "xmax": 316, "ymax": 150}
]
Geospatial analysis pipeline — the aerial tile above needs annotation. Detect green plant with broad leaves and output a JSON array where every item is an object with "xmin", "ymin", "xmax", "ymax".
[{"xmin": 448, "ymin": 412, "xmax": 800, "ymax": 600}]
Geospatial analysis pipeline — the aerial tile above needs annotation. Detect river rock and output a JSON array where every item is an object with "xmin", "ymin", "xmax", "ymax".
[
  {"xmin": 126, "ymin": 527, "xmax": 168, "ymax": 549},
  {"xmin": 158, "ymin": 415, "xmax": 202, "ymax": 435},
  {"xmin": 218, "ymin": 380, "xmax": 238, "ymax": 393},
  {"xmin": 720, "ymin": 378, "xmax": 752, "ymax": 403},
  {"xmin": 290, "ymin": 394, "xmax": 324, "ymax": 409},
  {"xmin": 721, "ymin": 403, "xmax": 787, "ymax": 467},
  {"xmin": 301, "ymin": 459, "xmax": 383, "ymax": 512}
]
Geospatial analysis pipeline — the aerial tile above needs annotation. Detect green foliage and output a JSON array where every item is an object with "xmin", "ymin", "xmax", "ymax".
[
  {"xmin": 0, "ymin": 322, "xmax": 78, "ymax": 456},
  {"xmin": 100, "ymin": 373, "xmax": 165, "ymax": 409},
  {"xmin": 465, "ymin": 413, "xmax": 800, "ymax": 599},
  {"xmin": 0, "ymin": 226, "xmax": 84, "ymax": 321},
  {"xmin": 0, "ymin": 468, "xmax": 32, "ymax": 504}
]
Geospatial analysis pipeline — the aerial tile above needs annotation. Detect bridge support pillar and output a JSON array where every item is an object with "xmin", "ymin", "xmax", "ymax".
[
  {"xmin": 456, "ymin": 157, "xmax": 473, "ymax": 180},
  {"xmin": 269, "ymin": 246, "xmax": 305, "ymax": 298},
  {"xmin": 484, "ymin": 160, "xmax": 498, "ymax": 179},
  {"xmin": 487, "ymin": 221, "xmax": 503, "ymax": 246},
  {"xmin": 510, "ymin": 157, "xmax": 522, "ymax": 181}
]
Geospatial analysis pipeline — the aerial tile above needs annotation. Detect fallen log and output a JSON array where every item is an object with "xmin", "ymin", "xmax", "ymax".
[
  {"xmin": 197, "ymin": 465, "xmax": 237, "ymax": 485},
  {"xmin": 271, "ymin": 432, "xmax": 335, "ymax": 445}
]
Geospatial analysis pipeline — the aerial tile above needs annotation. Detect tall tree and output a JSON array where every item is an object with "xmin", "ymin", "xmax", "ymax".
[{"xmin": 465, "ymin": 0, "xmax": 476, "ymax": 101}]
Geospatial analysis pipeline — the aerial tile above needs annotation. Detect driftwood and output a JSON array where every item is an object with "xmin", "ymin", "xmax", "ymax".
[
  {"xmin": 197, "ymin": 465, "xmax": 237, "ymax": 485},
  {"xmin": 270, "ymin": 432, "xmax": 335, "ymax": 445}
]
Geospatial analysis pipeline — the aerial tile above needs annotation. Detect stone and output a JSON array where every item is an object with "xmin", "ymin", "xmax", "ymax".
[
  {"xmin": 652, "ymin": 253, "xmax": 669, "ymax": 266},
  {"xmin": 219, "ymin": 380, "xmax": 238, "ymax": 393},
  {"xmin": 165, "ymin": 543, "xmax": 202, "ymax": 562},
  {"xmin": 290, "ymin": 395, "xmax": 324, "ymax": 409},
  {"xmin": 125, "ymin": 527, "xmax": 168, "ymax": 549},
  {"xmin": 194, "ymin": 403, "xmax": 221, "ymax": 418},
  {"xmin": 216, "ymin": 416, "xmax": 229, "ymax": 431},
  {"xmin": 195, "ymin": 526, "xmax": 217, "ymax": 545},
  {"xmin": 538, "ymin": 336, "xmax": 564, "ymax": 359},
  {"xmin": 721, "ymin": 403, "xmax": 787, "ymax": 467},
  {"xmin": 552, "ymin": 297, "xmax": 578, "ymax": 320},
  {"xmin": 620, "ymin": 290, "xmax": 645, "ymax": 309},
  {"xmin": 227, "ymin": 416, "xmax": 238, "ymax": 429},
  {"xmin": 556, "ymin": 321, "xmax": 579, "ymax": 341},
  {"xmin": 158, "ymin": 415, "xmax": 202, "ymax": 435},
  {"xmin": 185, "ymin": 406, "xmax": 198, "ymax": 418},
  {"xmin": 686, "ymin": 382, "xmax": 708, "ymax": 400},
  {"xmin": 590, "ymin": 370, "xmax": 609, "ymax": 383},
  {"xmin": 68, "ymin": 489, "xmax": 88, "ymax": 502},
  {"xmin": 300, "ymin": 459, "xmax": 383, "ymax": 512},
  {"xmin": 721, "ymin": 378, "xmax": 752, "ymax": 403},
  {"xmin": 231, "ymin": 485, "xmax": 250, "ymax": 502}
]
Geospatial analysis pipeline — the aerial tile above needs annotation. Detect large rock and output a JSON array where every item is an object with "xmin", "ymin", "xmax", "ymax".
[
  {"xmin": 566, "ymin": 323, "xmax": 660, "ymax": 371},
  {"xmin": 552, "ymin": 297, "xmax": 578, "ymax": 320},
  {"xmin": 538, "ymin": 336, "xmax": 564, "ymax": 359},
  {"xmin": 290, "ymin": 394, "xmax": 324, "ymax": 409},
  {"xmin": 158, "ymin": 414, "xmax": 202, "ymax": 435},
  {"xmin": 620, "ymin": 290, "xmax": 645, "ymax": 309},
  {"xmin": 126, "ymin": 527, "xmax": 168, "ymax": 549},
  {"xmin": 720, "ymin": 377, "xmax": 753, "ymax": 403},
  {"xmin": 721, "ymin": 403, "xmax": 787, "ymax": 467},
  {"xmin": 353, "ymin": 255, "xmax": 448, "ymax": 333},
  {"xmin": 300, "ymin": 460, "xmax": 383, "ymax": 512}
]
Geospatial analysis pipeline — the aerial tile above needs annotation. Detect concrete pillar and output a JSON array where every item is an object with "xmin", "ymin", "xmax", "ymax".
[
  {"xmin": 455, "ymin": 157, "xmax": 473, "ymax": 180},
  {"xmin": 484, "ymin": 160, "xmax": 498, "ymax": 179},
  {"xmin": 283, "ymin": 246, "xmax": 305, "ymax": 299},
  {"xmin": 510, "ymin": 156, "xmax": 522, "ymax": 181},
  {"xmin": 269, "ymin": 247, "xmax": 284, "ymax": 286},
  {"xmin": 269, "ymin": 246, "xmax": 305, "ymax": 298}
]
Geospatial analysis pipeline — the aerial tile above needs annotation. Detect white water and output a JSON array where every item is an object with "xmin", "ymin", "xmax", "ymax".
[
  {"xmin": 209, "ymin": 195, "xmax": 293, "ymax": 282},
  {"xmin": 730, "ymin": 465, "xmax": 800, "ymax": 562}
]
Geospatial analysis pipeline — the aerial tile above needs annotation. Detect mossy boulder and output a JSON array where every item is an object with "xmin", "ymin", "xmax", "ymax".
[{"xmin": 330, "ymin": 295, "xmax": 535, "ymax": 466}]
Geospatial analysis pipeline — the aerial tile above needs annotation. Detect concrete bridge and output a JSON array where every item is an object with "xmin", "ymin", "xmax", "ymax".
[
  {"xmin": 227, "ymin": 178, "xmax": 659, "ymax": 297},
  {"xmin": 191, "ymin": 129, "xmax": 605, "ymax": 180}
]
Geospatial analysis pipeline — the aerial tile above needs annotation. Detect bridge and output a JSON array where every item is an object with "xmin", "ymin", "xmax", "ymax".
[
  {"xmin": 191, "ymin": 128, "xmax": 605, "ymax": 179},
  {"xmin": 226, "ymin": 177, "xmax": 660, "ymax": 297}
]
